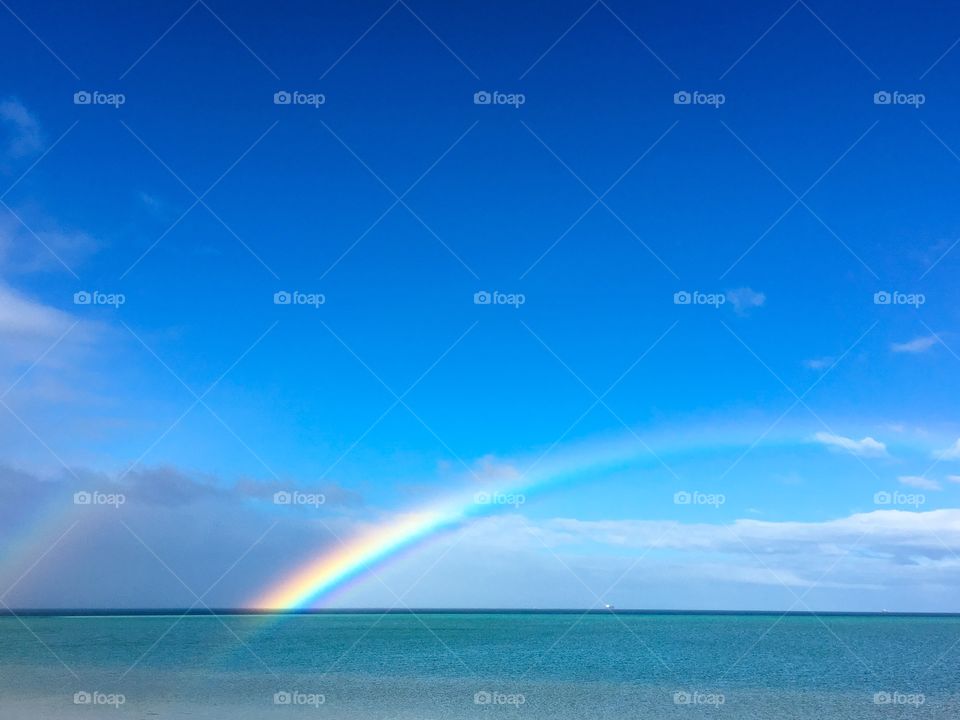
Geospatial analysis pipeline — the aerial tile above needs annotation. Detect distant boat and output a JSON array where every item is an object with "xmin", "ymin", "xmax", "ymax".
[{"xmin": 604, "ymin": 603, "xmax": 615, "ymax": 610}]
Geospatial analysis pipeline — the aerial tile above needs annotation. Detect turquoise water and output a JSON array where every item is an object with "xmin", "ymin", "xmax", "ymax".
[{"xmin": 1, "ymin": 613, "xmax": 958, "ymax": 718}]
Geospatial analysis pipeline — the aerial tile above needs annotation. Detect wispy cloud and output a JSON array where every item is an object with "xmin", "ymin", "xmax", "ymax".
[
  {"xmin": 898, "ymin": 475, "xmax": 940, "ymax": 491},
  {"xmin": 813, "ymin": 431, "xmax": 887, "ymax": 457},
  {"xmin": 726, "ymin": 287, "xmax": 766, "ymax": 314},
  {"xmin": 0, "ymin": 282, "xmax": 98, "ymax": 374},
  {"xmin": 804, "ymin": 357, "xmax": 834, "ymax": 370},
  {"xmin": 0, "ymin": 97, "xmax": 43, "ymax": 159},
  {"xmin": 341, "ymin": 509, "xmax": 960, "ymax": 608},
  {"xmin": 891, "ymin": 335, "xmax": 940, "ymax": 354},
  {"xmin": 934, "ymin": 439, "xmax": 960, "ymax": 461},
  {"xmin": 0, "ymin": 282, "xmax": 75, "ymax": 339},
  {"xmin": 0, "ymin": 213, "xmax": 98, "ymax": 275},
  {"xmin": 530, "ymin": 509, "xmax": 960, "ymax": 554}
]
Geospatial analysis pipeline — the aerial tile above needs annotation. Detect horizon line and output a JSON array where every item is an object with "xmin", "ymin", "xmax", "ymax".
[{"xmin": 3, "ymin": 607, "xmax": 958, "ymax": 617}]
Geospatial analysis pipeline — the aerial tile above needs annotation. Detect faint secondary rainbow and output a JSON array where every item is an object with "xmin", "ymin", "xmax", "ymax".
[{"xmin": 253, "ymin": 427, "xmax": 789, "ymax": 610}]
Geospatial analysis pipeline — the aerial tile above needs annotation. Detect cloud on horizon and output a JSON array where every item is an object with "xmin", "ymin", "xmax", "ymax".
[
  {"xmin": 4, "ymin": 453, "xmax": 960, "ymax": 612},
  {"xmin": 528, "ymin": 509, "xmax": 960, "ymax": 555},
  {"xmin": 343, "ymin": 509, "xmax": 960, "ymax": 611},
  {"xmin": 0, "ymin": 463, "xmax": 367, "ymax": 608}
]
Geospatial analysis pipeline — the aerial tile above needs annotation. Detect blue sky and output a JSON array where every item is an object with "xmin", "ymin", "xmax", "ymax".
[{"xmin": 2, "ymin": 0, "xmax": 960, "ymax": 611}]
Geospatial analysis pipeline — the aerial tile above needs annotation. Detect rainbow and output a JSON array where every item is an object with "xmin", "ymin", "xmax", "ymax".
[
  {"xmin": 254, "ymin": 506, "xmax": 464, "ymax": 610},
  {"xmin": 253, "ymin": 427, "xmax": 786, "ymax": 610}
]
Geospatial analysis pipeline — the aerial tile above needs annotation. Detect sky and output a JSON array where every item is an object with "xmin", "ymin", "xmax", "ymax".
[{"xmin": 1, "ymin": 0, "xmax": 960, "ymax": 612}]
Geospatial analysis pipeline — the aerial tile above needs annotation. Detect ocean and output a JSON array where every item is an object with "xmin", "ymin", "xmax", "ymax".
[{"xmin": 1, "ymin": 612, "xmax": 958, "ymax": 718}]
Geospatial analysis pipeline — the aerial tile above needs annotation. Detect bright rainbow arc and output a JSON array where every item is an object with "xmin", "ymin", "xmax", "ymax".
[
  {"xmin": 253, "ymin": 430, "xmax": 769, "ymax": 611},
  {"xmin": 255, "ymin": 506, "xmax": 463, "ymax": 610}
]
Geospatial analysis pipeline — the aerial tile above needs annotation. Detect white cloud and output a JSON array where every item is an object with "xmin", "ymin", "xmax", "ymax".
[
  {"xmin": 813, "ymin": 431, "xmax": 887, "ymax": 457},
  {"xmin": 726, "ymin": 287, "xmax": 766, "ymax": 314},
  {"xmin": 0, "ymin": 213, "xmax": 97, "ymax": 274},
  {"xmin": 0, "ymin": 282, "xmax": 100, "ymax": 377},
  {"xmin": 0, "ymin": 97, "xmax": 43, "ymax": 159},
  {"xmin": 934, "ymin": 439, "xmax": 960, "ymax": 461},
  {"xmin": 891, "ymin": 335, "xmax": 939, "ymax": 354},
  {"xmin": 898, "ymin": 475, "xmax": 941, "ymax": 491},
  {"xmin": 525, "ymin": 509, "xmax": 960, "ymax": 555},
  {"xmin": 7, "ymin": 469, "xmax": 960, "ymax": 609},
  {"xmin": 949, "ymin": 476, "xmax": 960, "ymax": 484},
  {"xmin": 0, "ymin": 100, "xmax": 96, "ymax": 274},
  {"xmin": 0, "ymin": 283, "xmax": 105, "ymax": 460},
  {"xmin": 804, "ymin": 357, "xmax": 833, "ymax": 370},
  {"xmin": 0, "ymin": 282, "xmax": 75, "ymax": 339}
]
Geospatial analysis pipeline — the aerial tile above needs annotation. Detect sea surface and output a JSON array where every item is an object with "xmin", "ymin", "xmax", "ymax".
[{"xmin": 1, "ymin": 612, "xmax": 958, "ymax": 718}]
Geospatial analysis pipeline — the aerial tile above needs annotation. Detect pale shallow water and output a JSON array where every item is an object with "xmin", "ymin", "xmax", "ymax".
[{"xmin": 1, "ymin": 613, "xmax": 958, "ymax": 718}]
